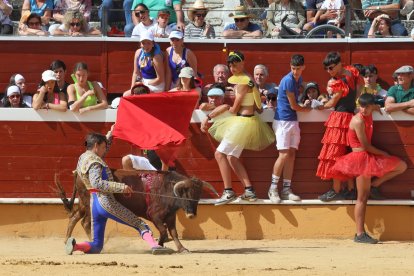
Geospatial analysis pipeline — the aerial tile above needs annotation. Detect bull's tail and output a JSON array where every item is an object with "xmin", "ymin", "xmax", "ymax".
[{"xmin": 54, "ymin": 171, "xmax": 78, "ymax": 213}]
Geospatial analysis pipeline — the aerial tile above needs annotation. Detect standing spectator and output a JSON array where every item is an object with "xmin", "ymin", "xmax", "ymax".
[
  {"xmin": 362, "ymin": 0, "xmax": 407, "ymax": 37},
  {"xmin": 165, "ymin": 31, "xmax": 198, "ymax": 90},
  {"xmin": 130, "ymin": 31, "xmax": 165, "ymax": 92},
  {"xmin": 67, "ymin": 62, "xmax": 108, "ymax": 114},
  {"xmin": 19, "ymin": 13, "xmax": 49, "ymax": 36},
  {"xmin": 268, "ymin": 54, "xmax": 311, "ymax": 203},
  {"xmin": 131, "ymin": 4, "xmax": 155, "ymax": 39},
  {"xmin": 8, "ymin": 74, "xmax": 32, "ymax": 107},
  {"xmin": 185, "ymin": 0, "xmax": 215, "ymax": 39},
  {"xmin": 21, "ymin": 0, "xmax": 53, "ymax": 25},
  {"xmin": 331, "ymin": 93, "xmax": 407, "ymax": 243},
  {"xmin": 52, "ymin": 11, "xmax": 101, "ymax": 36},
  {"xmin": 32, "ymin": 70, "xmax": 68, "ymax": 112},
  {"xmin": 2, "ymin": 86, "xmax": 29, "ymax": 108},
  {"xmin": 266, "ymin": 0, "xmax": 305, "ymax": 38},
  {"xmin": 253, "ymin": 64, "xmax": 278, "ymax": 104},
  {"xmin": 206, "ymin": 51, "xmax": 275, "ymax": 205},
  {"xmin": 149, "ymin": 9, "xmax": 175, "ymax": 38},
  {"xmin": 0, "ymin": 0, "xmax": 13, "ymax": 34},
  {"xmin": 316, "ymin": 52, "xmax": 362, "ymax": 201},
  {"xmin": 222, "ymin": 6, "xmax": 263, "ymax": 39},
  {"xmin": 385, "ymin": 65, "xmax": 414, "ymax": 115},
  {"xmin": 50, "ymin": 60, "xmax": 70, "ymax": 102},
  {"xmin": 367, "ymin": 14, "xmax": 393, "ymax": 37}
]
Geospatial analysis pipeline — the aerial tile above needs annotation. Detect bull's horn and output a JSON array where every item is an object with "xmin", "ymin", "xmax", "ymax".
[
  {"xmin": 173, "ymin": 181, "xmax": 186, "ymax": 197},
  {"xmin": 202, "ymin": 181, "xmax": 219, "ymax": 197}
]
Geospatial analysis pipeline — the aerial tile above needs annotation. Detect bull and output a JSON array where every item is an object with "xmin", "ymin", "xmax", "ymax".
[{"xmin": 55, "ymin": 169, "xmax": 218, "ymax": 253}]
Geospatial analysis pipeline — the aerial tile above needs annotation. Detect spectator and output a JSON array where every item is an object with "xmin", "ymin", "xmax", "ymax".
[
  {"xmin": 263, "ymin": 88, "xmax": 277, "ymax": 110},
  {"xmin": 0, "ymin": 0, "xmax": 13, "ymax": 35},
  {"xmin": 8, "ymin": 74, "xmax": 32, "ymax": 107},
  {"xmin": 130, "ymin": 0, "xmax": 185, "ymax": 33},
  {"xmin": 202, "ymin": 64, "xmax": 234, "ymax": 103},
  {"xmin": 53, "ymin": 0, "xmax": 92, "ymax": 23},
  {"xmin": 53, "ymin": 11, "xmax": 101, "ymax": 36},
  {"xmin": 253, "ymin": 64, "xmax": 278, "ymax": 104},
  {"xmin": 304, "ymin": 0, "xmax": 338, "ymax": 32},
  {"xmin": 400, "ymin": 0, "xmax": 414, "ymax": 20},
  {"xmin": 199, "ymin": 87, "xmax": 225, "ymax": 111},
  {"xmin": 169, "ymin": 67, "xmax": 201, "ymax": 97},
  {"xmin": 50, "ymin": 60, "xmax": 70, "ymax": 102},
  {"xmin": 332, "ymin": 93, "xmax": 407, "ymax": 243},
  {"xmin": 2, "ymin": 86, "xmax": 29, "ymax": 108},
  {"xmin": 385, "ymin": 65, "xmax": 414, "ymax": 115},
  {"xmin": 359, "ymin": 64, "xmax": 387, "ymax": 106},
  {"xmin": 67, "ymin": 62, "xmax": 108, "ymax": 114},
  {"xmin": 300, "ymin": 82, "xmax": 328, "ymax": 108},
  {"xmin": 32, "ymin": 70, "xmax": 68, "ymax": 111},
  {"xmin": 266, "ymin": 0, "xmax": 305, "ymax": 38},
  {"xmin": 367, "ymin": 14, "xmax": 392, "ymax": 37},
  {"xmin": 222, "ymin": 5, "xmax": 263, "ymax": 39},
  {"xmin": 185, "ymin": 0, "xmax": 215, "ymax": 39},
  {"xmin": 165, "ymin": 31, "xmax": 198, "ymax": 90},
  {"xmin": 21, "ymin": 0, "xmax": 53, "ymax": 25},
  {"xmin": 268, "ymin": 54, "xmax": 311, "ymax": 203},
  {"xmin": 18, "ymin": 13, "xmax": 49, "ymax": 36},
  {"xmin": 307, "ymin": 0, "xmax": 344, "ymax": 31},
  {"xmin": 111, "ymin": 82, "xmax": 151, "ymax": 108},
  {"xmin": 205, "ymin": 51, "xmax": 274, "ymax": 205},
  {"xmin": 130, "ymin": 31, "xmax": 165, "ymax": 93},
  {"xmin": 131, "ymin": 4, "xmax": 155, "ymax": 40},
  {"xmin": 149, "ymin": 9, "xmax": 175, "ymax": 38},
  {"xmin": 362, "ymin": 0, "xmax": 407, "ymax": 37}
]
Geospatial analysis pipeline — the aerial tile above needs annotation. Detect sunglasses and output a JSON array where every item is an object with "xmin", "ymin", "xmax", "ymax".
[
  {"xmin": 28, "ymin": 21, "xmax": 41, "ymax": 26},
  {"xmin": 195, "ymin": 13, "xmax": 206, "ymax": 18},
  {"xmin": 9, "ymin": 94, "xmax": 21, "ymax": 99},
  {"xmin": 70, "ymin": 22, "xmax": 81, "ymax": 27},
  {"xmin": 135, "ymin": 10, "xmax": 147, "ymax": 16},
  {"xmin": 234, "ymin": 18, "xmax": 246, "ymax": 23},
  {"xmin": 325, "ymin": 64, "xmax": 338, "ymax": 71}
]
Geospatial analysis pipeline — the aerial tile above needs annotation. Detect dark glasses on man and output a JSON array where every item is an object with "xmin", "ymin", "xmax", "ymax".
[
  {"xmin": 195, "ymin": 13, "xmax": 206, "ymax": 18},
  {"xmin": 9, "ymin": 94, "xmax": 21, "ymax": 99},
  {"xmin": 234, "ymin": 18, "xmax": 246, "ymax": 23},
  {"xmin": 70, "ymin": 22, "xmax": 81, "ymax": 27},
  {"xmin": 135, "ymin": 10, "xmax": 147, "ymax": 16},
  {"xmin": 325, "ymin": 64, "xmax": 338, "ymax": 71}
]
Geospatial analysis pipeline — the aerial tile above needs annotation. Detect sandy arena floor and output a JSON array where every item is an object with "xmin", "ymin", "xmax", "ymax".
[{"xmin": 0, "ymin": 237, "xmax": 413, "ymax": 275}]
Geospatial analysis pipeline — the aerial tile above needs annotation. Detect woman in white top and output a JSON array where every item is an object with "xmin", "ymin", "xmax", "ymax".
[{"xmin": 131, "ymin": 3, "xmax": 155, "ymax": 40}]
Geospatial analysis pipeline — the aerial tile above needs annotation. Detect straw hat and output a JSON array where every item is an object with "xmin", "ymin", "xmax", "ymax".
[
  {"xmin": 228, "ymin": 6, "xmax": 255, "ymax": 19},
  {"xmin": 187, "ymin": 0, "xmax": 209, "ymax": 22}
]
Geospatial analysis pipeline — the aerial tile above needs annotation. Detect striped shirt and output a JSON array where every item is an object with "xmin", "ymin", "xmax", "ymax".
[
  {"xmin": 361, "ymin": 0, "xmax": 399, "ymax": 10},
  {"xmin": 184, "ymin": 22, "xmax": 216, "ymax": 39}
]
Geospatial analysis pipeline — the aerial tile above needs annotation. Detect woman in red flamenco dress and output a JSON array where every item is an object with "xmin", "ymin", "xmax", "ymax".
[{"xmin": 331, "ymin": 93, "xmax": 407, "ymax": 243}]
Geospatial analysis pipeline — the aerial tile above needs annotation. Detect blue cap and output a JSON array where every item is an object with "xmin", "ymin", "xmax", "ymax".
[{"xmin": 207, "ymin": 88, "xmax": 224, "ymax": 97}]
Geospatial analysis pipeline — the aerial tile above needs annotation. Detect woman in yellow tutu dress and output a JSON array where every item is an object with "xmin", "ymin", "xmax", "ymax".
[{"xmin": 206, "ymin": 50, "xmax": 275, "ymax": 205}]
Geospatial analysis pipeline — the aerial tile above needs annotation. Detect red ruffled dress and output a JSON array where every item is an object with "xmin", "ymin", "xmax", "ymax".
[
  {"xmin": 316, "ymin": 66, "xmax": 361, "ymax": 180},
  {"xmin": 331, "ymin": 113, "xmax": 400, "ymax": 178}
]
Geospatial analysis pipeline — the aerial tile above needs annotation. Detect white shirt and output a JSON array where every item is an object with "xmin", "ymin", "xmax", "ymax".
[{"xmin": 131, "ymin": 20, "xmax": 156, "ymax": 39}]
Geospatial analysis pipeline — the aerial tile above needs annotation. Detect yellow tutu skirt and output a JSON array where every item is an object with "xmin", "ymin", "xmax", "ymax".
[{"xmin": 208, "ymin": 114, "xmax": 275, "ymax": 151}]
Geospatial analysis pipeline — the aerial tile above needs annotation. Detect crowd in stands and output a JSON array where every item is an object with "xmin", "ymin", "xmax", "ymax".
[{"xmin": 2, "ymin": 0, "xmax": 414, "ymax": 38}]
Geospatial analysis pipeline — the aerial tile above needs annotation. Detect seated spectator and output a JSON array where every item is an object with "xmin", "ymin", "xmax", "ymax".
[
  {"xmin": 253, "ymin": 64, "xmax": 278, "ymax": 104},
  {"xmin": 400, "ymin": 0, "xmax": 414, "ymax": 20},
  {"xmin": 130, "ymin": 31, "xmax": 165, "ymax": 93},
  {"xmin": 32, "ymin": 70, "xmax": 67, "ymax": 111},
  {"xmin": 53, "ymin": 11, "xmax": 101, "ymax": 36},
  {"xmin": 362, "ymin": 0, "xmax": 407, "ymax": 37},
  {"xmin": 263, "ymin": 88, "xmax": 277, "ymax": 110},
  {"xmin": 149, "ymin": 9, "xmax": 175, "ymax": 38},
  {"xmin": 199, "ymin": 87, "xmax": 225, "ymax": 111},
  {"xmin": 123, "ymin": 82, "xmax": 151, "ymax": 97},
  {"xmin": 304, "ymin": 0, "xmax": 344, "ymax": 32},
  {"xmin": 385, "ymin": 65, "xmax": 414, "ymax": 114},
  {"xmin": 67, "ymin": 62, "xmax": 108, "ymax": 114},
  {"xmin": 2, "ymin": 86, "xmax": 29, "ymax": 108},
  {"xmin": 19, "ymin": 13, "xmax": 49, "ymax": 36},
  {"xmin": 0, "ymin": 0, "xmax": 13, "ymax": 35},
  {"xmin": 49, "ymin": 0, "xmax": 92, "ymax": 34},
  {"xmin": 8, "ymin": 74, "xmax": 32, "ymax": 107},
  {"xmin": 202, "ymin": 64, "xmax": 235, "ymax": 103},
  {"xmin": 131, "ymin": 4, "xmax": 155, "ymax": 40},
  {"xmin": 359, "ymin": 64, "xmax": 387, "ymax": 106},
  {"xmin": 165, "ymin": 31, "xmax": 198, "ymax": 90},
  {"xmin": 300, "ymin": 82, "xmax": 328, "ymax": 108},
  {"xmin": 304, "ymin": 0, "xmax": 337, "ymax": 32},
  {"xmin": 169, "ymin": 67, "xmax": 201, "ymax": 95},
  {"xmin": 50, "ymin": 60, "xmax": 69, "ymax": 101},
  {"xmin": 185, "ymin": 0, "xmax": 215, "ymax": 39},
  {"xmin": 266, "ymin": 0, "xmax": 305, "ymax": 38},
  {"xmin": 368, "ymin": 14, "xmax": 392, "ymax": 37},
  {"xmin": 222, "ymin": 5, "xmax": 263, "ymax": 39},
  {"xmin": 21, "ymin": 0, "xmax": 52, "ymax": 25}
]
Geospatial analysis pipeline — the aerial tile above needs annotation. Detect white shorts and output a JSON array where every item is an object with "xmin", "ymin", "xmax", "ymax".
[
  {"xmin": 142, "ymin": 78, "xmax": 165, "ymax": 93},
  {"xmin": 216, "ymin": 138, "xmax": 244, "ymax": 158},
  {"xmin": 272, "ymin": 120, "xmax": 301, "ymax": 150},
  {"xmin": 128, "ymin": 155, "xmax": 156, "ymax": 171}
]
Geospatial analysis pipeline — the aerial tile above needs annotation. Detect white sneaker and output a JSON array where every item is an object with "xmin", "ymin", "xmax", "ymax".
[
  {"xmin": 268, "ymin": 189, "xmax": 281, "ymax": 203},
  {"xmin": 215, "ymin": 190, "xmax": 237, "ymax": 206},
  {"xmin": 281, "ymin": 188, "xmax": 301, "ymax": 201}
]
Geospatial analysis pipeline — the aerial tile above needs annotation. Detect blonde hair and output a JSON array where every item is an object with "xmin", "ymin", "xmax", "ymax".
[{"xmin": 63, "ymin": 11, "xmax": 88, "ymax": 32}]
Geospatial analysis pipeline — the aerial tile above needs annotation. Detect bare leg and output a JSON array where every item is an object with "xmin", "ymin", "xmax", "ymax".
[
  {"xmin": 272, "ymin": 149, "xmax": 290, "ymax": 177},
  {"xmin": 346, "ymin": 179, "xmax": 355, "ymax": 190},
  {"xmin": 371, "ymin": 160, "xmax": 407, "ymax": 187},
  {"xmin": 332, "ymin": 178, "xmax": 342, "ymax": 193},
  {"xmin": 215, "ymin": 151, "xmax": 232, "ymax": 189},
  {"xmin": 355, "ymin": 176, "xmax": 371, "ymax": 235},
  {"xmin": 121, "ymin": 155, "xmax": 133, "ymax": 170},
  {"xmin": 227, "ymin": 155, "xmax": 251, "ymax": 187},
  {"xmin": 282, "ymin": 148, "xmax": 296, "ymax": 180}
]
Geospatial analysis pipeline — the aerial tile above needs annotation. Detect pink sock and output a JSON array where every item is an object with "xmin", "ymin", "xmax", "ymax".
[
  {"xmin": 74, "ymin": 242, "xmax": 91, "ymax": 252},
  {"xmin": 142, "ymin": 232, "xmax": 159, "ymax": 248}
]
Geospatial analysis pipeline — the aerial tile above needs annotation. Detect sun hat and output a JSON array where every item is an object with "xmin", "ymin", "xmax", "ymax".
[
  {"xmin": 169, "ymin": 30, "xmax": 184, "ymax": 39},
  {"xmin": 179, "ymin": 67, "xmax": 195, "ymax": 78},
  {"xmin": 140, "ymin": 30, "xmax": 154, "ymax": 42},
  {"xmin": 7, "ymin": 85, "xmax": 20, "ymax": 96},
  {"xmin": 42, "ymin": 70, "xmax": 57, "ymax": 82},
  {"xmin": 207, "ymin": 87, "xmax": 224, "ymax": 97},
  {"xmin": 187, "ymin": 0, "xmax": 209, "ymax": 22},
  {"xmin": 228, "ymin": 6, "xmax": 255, "ymax": 19}
]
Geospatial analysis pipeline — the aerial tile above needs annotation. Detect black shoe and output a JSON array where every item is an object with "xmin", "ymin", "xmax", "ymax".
[
  {"xmin": 318, "ymin": 188, "xmax": 344, "ymax": 202},
  {"xmin": 354, "ymin": 232, "xmax": 378, "ymax": 244},
  {"xmin": 369, "ymin": 186, "xmax": 386, "ymax": 200},
  {"xmin": 343, "ymin": 188, "xmax": 357, "ymax": 200}
]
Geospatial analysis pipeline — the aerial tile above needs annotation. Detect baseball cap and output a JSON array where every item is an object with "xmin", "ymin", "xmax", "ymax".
[
  {"xmin": 42, "ymin": 70, "xmax": 57, "ymax": 82},
  {"xmin": 207, "ymin": 87, "xmax": 224, "ymax": 97},
  {"xmin": 169, "ymin": 30, "xmax": 184, "ymax": 39},
  {"xmin": 304, "ymin": 82, "xmax": 319, "ymax": 94},
  {"xmin": 7, "ymin": 85, "xmax": 20, "ymax": 96},
  {"xmin": 140, "ymin": 31, "xmax": 154, "ymax": 42}
]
